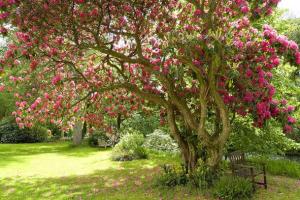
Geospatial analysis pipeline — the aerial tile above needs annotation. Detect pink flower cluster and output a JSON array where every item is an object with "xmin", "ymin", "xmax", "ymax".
[
  {"xmin": 234, "ymin": 0, "xmax": 250, "ymax": 14},
  {"xmin": 0, "ymin": 83, "xmax": 4, "ymax": 92},
  {"xmin": 30, "ymin": 97, "xmax": 42, "ymax": 110},
  {"xmin": 263, "ymin": 25, "xmax": 300, "ymax": 65},
  {"xmin": 51, "ymin": 74, "xmax": 61, "ymax": 85}
]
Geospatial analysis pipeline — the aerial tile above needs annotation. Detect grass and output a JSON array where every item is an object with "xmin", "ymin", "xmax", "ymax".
[
  {"xmin": 0, "ymin": 142, "xmax": 299, "ymax": 200},
  {"xmin": 250, "ymin": 156, "xmax": 300, "ymax": 178}
]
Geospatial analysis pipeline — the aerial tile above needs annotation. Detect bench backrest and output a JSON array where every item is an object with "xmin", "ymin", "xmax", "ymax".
[{"xmin": 228, "ymin": 151, "xmax": 246, "ymax": 167}]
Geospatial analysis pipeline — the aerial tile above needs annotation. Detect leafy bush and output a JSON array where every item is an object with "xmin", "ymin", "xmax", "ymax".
[
  {"xmin": 154, "ymin": 164, "xmax": 188, "ymax": 187},
  {"xmin": 229, "ymin": 117, "xmax": 298, "ymax": 155},
  {"xmin": 111, "ymin": 131, "xmax": 147, "ymax": 161},
  {"xmin": 213, "ymin": 176, "xmax": 254, "ymax": 200},
  {"xmin": 0, "ymin": 123, "xmax": 48, "ymax": 143},
  {"xmin": 189, "ymin": 164, "xmax": 220, "ymax": 189},
  {"xmin": 88, "ymin": 131, "xmax": 111, "ymax": 147},
  {"xmin": 45, "ymin": 123, "xmax": 63, "ymax": 140},
  {"xmin": 144, "ymin": 129, "xmax": 179, "ymax": 153},
  {"xmin": 121, "ymin": 113, "xmax": 161, "ymax": 136}
]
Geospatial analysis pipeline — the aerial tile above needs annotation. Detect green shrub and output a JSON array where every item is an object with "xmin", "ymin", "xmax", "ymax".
[
  {"xmin": 154, "ymin": 164, "xmax": 188, "ymax": 187},
  {"xmin": 144, "ymin": 129, "xmax": 179, "ymax": 153},
  {"xmin": 111, "ymin": 131, "xmax": 147, "ymax": 161},
  {"xmin": 88, "ymin": 131, "xmax": 111, "ymax": 147},
  {"xmin": 0, "ymin": 123, "xmax": 48, "ymax": 143},
  {"xmin": 213, "ymin": 176, "xmax": 254, "ymax": 200},
  {"xmin": 189, "ymin": 164, "xmax": 220, "ymax": 189},
  {"xmin": 45, "ymin": 123, "xmax": 62, "ymax": 139},
  {"xmin": 121, "ymin": 113, "xmax": 161, "ymax": 136}
]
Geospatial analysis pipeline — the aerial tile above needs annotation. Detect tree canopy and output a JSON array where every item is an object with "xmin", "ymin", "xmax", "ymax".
[{"xmin": 0, "ymin": 0, "xmax": 299, "ymax": 171}]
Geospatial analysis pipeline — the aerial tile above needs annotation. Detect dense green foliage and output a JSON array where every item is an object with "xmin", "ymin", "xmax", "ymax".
[
  {"xmin": 88, "ymin": 131, "xmax": 110, "ymax": 147},
  {"xmin": 45, "ymin": 123, "xmax": 63, "ymax": 140},
  {"xmin": 188, "ymin": 163, "xmax": 222, "ymax": 189},
  {"xmin": 144, "ymin": 129, "xmax": 178, "ymax": 153},
  {"xmin": 0, "ymin": 123, "xmax": 48, "ymax": 143},
  {"xmin": 111, "ymin": 131, "xmax": 147, "ymax": 161},
  {"xmin": 155, "ymin": 162, "xmax": 225, "ymax": 189},
  {"xmin": 154, "ymin": 164, "xmax": 188, "ymax": 187},
  {"xmin": 121, "ymin": 113, "xmax": 162, "ymax": 136},
  {"xmin": 213, "ymin": 176, "xmax": 254, "ymax": 200},
  {"xmin": 229, "ymin": 117, "xmax": 299, "ymax": 155},
  {"xmin": 0, "ymin": 91, "xmax": 14, "ymax": 121}
]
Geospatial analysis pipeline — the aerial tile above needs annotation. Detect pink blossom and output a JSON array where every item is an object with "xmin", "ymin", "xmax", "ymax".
[
  {"xmin": 270, "ymin": 107, "xmax": 280, "ymax": 117},
  {"xmin": 241, "ymin": 6, "xmax": 249, "ymax": 13},
  {"xmin": 51, "ymin": 75, "xmax": 61, "ymax": 85},
  {"xmin": 30, "ymin": 103, "xmax": 37, "ymax": 110},
  {"xmin": 266, "ymin": 72, "xmax": 273, "ymax": 78},
  {"xmin": 75, "ymin": 0, "xmax": 84, "ymax": 3},
  {"xmin": 289, "ymin": 41, "xmax": 299, "ymax": 51},
  {"xmin": 118, "ymin": 16, "xmax": 127, "ymax": 27},
  {"xmin": 256, "ymin": 102, "xmax": 268, "ymax": 116},
  {"xmin": 0, "ymin": 12, "xmax": 9, "ymax": 20},
  {"xmin": 243, "ymin": 92, "xmax": 254, "ymax": 102},
  {"xmin": 245, "ymin": 69, "xmax": 253, "ymax": 78},
  {"xmin": 54, "ymin": 100, "xmax": 62, "ymax": 110},
  {"xmin": 223, "ymin": 95, "xmax": 235, "ymax": 104},
  {"xmin": 8, "ymin": 0, "xmax": 16, "ymax": 4},
  {"xmin": 281, "ymin": 99, "xmax": 287, "ymax": 105},
  {"xmin": 271, "ymin": 0, "xmax": 280, "ymax": 4},
  {"xmin": 30, "ymin": 60, "xmax": 38, "ymax": 70},
  {"xmin": 287, "ymin": 106, "xmax": 295, "ymax": 112},
  {"xmin": 266, "ymin": 7, "xmax": 273, "ymax": 16},
  {"xmin": 194, "ymin": 9, "xmax": 202, "ymax": 16},
  {"xmin": 0, "ymin": 84, "xmax": 4, "ymax": 92},
  {"xmin": 233, "ymin": 40, "xmax": 244, "ymax": 49},
  {"xmin": 16, "ymin": 117, "xmax": 22, "ymax": 123},
  {"xmin": 271, "ymin": 56, "xmax": 280, "ymax": 67},
  {"xmin": 18, "ymin": 123, "xmax": 25, "ymax": 129},
  {"xmin": 19, "ymin": 101, "xmax": 27, "ymax": 108},
  {"xmin": 277, "ymin": 35, "xmax": 289, "ymax": 48},
  {"xmin": 295, "ymin": 52, "xmax": 300, "ymax": 65},
  {"xmin": 123, "ymin": 5, "xmax": 132, "ymax": 12},
  {"xmin": 44, "ymin": 93, "xmax": 50, "ymax": 99},
  {"xmin": 284, "ymin": 124, "xmax": 293, "ymax": 133},
  {"xmin": 153, "ymin": 65, "xmax": 160, "ymax": 71},
  {"xmin": 258, "ymin": 77, "xmax": 265, "ymax": 87},
  {"xmin": 287, "ymin": 116, "xmax": 296, "ymax": 124},
  {"xmin": 268, "ymin": 85, "xmax": 276, "ymax": 96}
]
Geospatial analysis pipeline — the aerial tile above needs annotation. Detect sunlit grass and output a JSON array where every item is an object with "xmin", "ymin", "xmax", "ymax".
[{"xmin": 0, "ymin": 142, "xmax": 299, "ymax": 200}]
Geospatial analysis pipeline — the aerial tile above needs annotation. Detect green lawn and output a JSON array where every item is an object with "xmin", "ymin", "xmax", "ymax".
[{"xmin": 0, "ymin": 142, "xmax": 299, "ymax": 200}]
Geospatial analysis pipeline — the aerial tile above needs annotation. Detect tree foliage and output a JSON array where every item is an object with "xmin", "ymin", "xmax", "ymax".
[{"xmin": 0, "ymin": 0, "xmax": 299, "ymax": 171}]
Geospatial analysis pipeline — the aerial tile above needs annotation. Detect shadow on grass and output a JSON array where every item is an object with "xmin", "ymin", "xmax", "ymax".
[
  {"xmin": 0, "ymin": 158, "xmax": 200, "ymax": 200},
  {"xmin": 0, "ymin": 142, "xmax": 110, "ymax": 167}
]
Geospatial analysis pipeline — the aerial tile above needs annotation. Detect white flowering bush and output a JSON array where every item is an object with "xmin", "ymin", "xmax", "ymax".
[{"xmin": 144, "ymin": 129, "xmax": 179, "ymax": 153}]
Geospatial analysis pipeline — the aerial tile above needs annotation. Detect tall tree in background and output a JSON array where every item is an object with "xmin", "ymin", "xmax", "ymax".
[{"xmin": 0, "ymin": 0, "xmax": 299, "ymax": 172}]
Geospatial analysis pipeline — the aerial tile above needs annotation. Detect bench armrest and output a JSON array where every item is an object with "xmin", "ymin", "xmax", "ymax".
[
  {"xmin": 234, "ymin": 164, "xmax": 255, "ymax": 169},
  {"xmin": 245, "ymin": 160, "xmax": 266, "ymax": 168}
]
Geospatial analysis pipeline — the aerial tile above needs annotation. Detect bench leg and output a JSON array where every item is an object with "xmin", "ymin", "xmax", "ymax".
[
  {"xmin": 264, "ymin": 173, "xmax": 268, "ymax": 189},
  {"xmin": 263, "ymin": 166, "xmax": 267, "ymax": 189},
  {"xmin": 250, "ymin": 168, "xmax": 256, "ymax": 191}
]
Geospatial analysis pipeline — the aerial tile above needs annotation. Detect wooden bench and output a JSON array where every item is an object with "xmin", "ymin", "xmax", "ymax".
[
  {"xmin": 228, "ymin": 151, "xmax": 267, "ymax": 190},
  {"xmin": 97, "ymin": 139, "xmax": 112, "ymax": 148}
]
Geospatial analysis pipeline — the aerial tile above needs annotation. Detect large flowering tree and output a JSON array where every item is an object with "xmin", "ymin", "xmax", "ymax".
[{"xmin": 0, "ymin": 0, "xmax": 299, "ymax": 171}]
